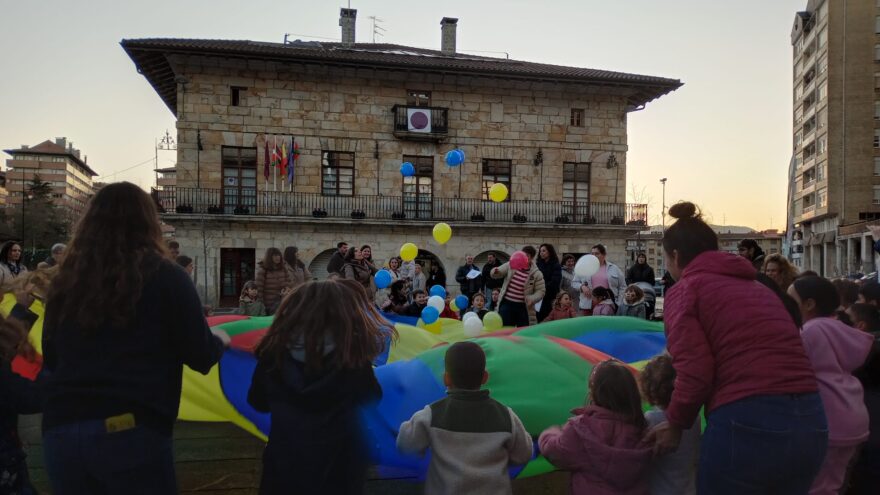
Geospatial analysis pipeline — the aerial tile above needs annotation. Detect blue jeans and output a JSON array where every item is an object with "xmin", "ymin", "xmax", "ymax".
[
  {"xmin": 43, "ymin": 420, "xmax": 177, "ymax": 495},
  {"xmin": 698, "ymin": 393, "xmax": 828, "ymax": 495},
  {"xmin": 498, "ymin": 300, "xmax": 529, "ymax": 327}
]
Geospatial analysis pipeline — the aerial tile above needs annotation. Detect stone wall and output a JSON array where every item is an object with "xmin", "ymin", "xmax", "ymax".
[
  {"xmin": 169, "ymin": 215, "xmax": 635, "ymax": 305},
  {"xmin": 170, "ymin": 55, "xmax": 630, "ymax": 203}
]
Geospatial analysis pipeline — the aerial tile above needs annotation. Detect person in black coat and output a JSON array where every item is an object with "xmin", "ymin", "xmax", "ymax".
[
  {"xmin": 248, "ymin": 278, "xmax": 393, "ymax": 494},
  {"xmin": 326, "ymin": 242, "xmax": 349, "ymax": 277},
  {"xmin": 535, "ymin": 244, "xmax": 562, "ymax": 322},
  {"xmin": 427, "ymin": 264, "xmax": 447, "ymax": 291},
  {"xmin": 626, "ymin": 253, "xmax": 656, "ymax": 285}
]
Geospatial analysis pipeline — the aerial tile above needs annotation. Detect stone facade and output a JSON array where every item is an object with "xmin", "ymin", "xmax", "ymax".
[{"xmin": 172, "ymin": 55, "xmax": 630, "ymax": 204}]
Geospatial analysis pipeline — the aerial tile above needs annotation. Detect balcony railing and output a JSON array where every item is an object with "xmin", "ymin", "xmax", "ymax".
[
  {"xmin": 153, "ymin": 187, "xmax": 648, "ymax": 227},
  {"xmin": 392, "ymin": 105, "xmax": 449, "ymax": 140}
]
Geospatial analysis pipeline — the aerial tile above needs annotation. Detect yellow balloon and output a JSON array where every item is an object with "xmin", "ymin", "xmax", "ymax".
[
  {"xmin": 489, "ymin": 183, "xmax": 509, "ymax": 203},
  {"xmin": 400, "ymin": 242, "xmax": 418, "ymax": 262},
  {"xmin": 424, "ymin": 320, "xmax": 442, "ymax": 334},
  {"xmin": 483, "ymin": 311, "xmax": 504, "ymax": 331},
  {"xmin": 432, "ymin": 222, "xmax": 452, "ymax": 245},
  {"xmin": 449, "ymin": 300, "xmax": 459, "ymax": 312}
]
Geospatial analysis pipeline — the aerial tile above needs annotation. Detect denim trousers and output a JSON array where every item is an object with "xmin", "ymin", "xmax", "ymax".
[
  {"xmin": 698, "ymin": 393, "xmax": 828, "ymax": 495},
  {"xmin": 43, "ymin": 420, "xmax": 177, "ymax": 495},
  {"xmin": 498, "ymin": 300, "xmax": 529, "ymax": 327}
]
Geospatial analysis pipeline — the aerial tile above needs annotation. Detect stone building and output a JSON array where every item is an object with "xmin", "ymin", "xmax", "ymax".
[
  {"xmin": 3, "ymin": 138, "xmax": 98, "ymax": 217},
  {"xmin": 788, "ymin": 0, "xmax": 880, "ymax": 276},
  {"xmin": 122, "ymin": 10, "xmax": 681, "ymax": 306}
]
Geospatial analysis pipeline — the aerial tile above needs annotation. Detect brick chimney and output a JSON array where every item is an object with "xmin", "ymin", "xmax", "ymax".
[
  {"xmin": 340, "ymin": 8, "xmax": 357, "ymax": 47},
  {"xmin": 441, "ymin": 17, "xmax": 458, "ymax": 55}
]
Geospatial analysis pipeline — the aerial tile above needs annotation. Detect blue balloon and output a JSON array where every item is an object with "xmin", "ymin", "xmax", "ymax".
[
  {"xmin": 445, "ymin": 149, "xmax": 464, "ymax": 167},
  {"xmin": 400, "ymin": 162, "xmax": 415, "ymax": 177},
  {"xmin": 455, "ymin": 295, "xmax": 469, "ymax": 311},
  {"xmin": 429, "ymin": 285, "xmax": 447, "ymax": 299},
  {"xmin": 375, "ymin": 270, "xmax": 393, "ymax": 289},
  {"xmin": 421, "ymin": 306, "xmax": 440, "ymax": 324}
]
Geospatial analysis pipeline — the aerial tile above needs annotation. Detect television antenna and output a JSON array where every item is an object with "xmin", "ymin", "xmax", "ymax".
[{"xmin": 369, "ymin": 16, "xmax": 386, "ymax": 43}]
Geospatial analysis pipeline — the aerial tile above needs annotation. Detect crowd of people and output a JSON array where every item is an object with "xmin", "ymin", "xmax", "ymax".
[{"xmin": 1, "ymin": 186, "xmax": 880, "ymax": 494}]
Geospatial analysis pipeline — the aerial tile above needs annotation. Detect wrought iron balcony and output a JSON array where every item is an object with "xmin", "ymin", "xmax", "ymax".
[
  {"xmin": 391, "ymin": 105, "xmax": 449, "ymax": 141},
  {"xmin": 153, "ymin": 188, "xmax": 648, "ymax": 227}
]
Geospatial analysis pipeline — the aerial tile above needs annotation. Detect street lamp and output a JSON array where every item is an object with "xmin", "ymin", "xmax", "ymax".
[
  {"xmin": 660, "ymin": 178, "xmax": 668, "ymax": 233},
  {"xmin": 155, "ymin": 129, "xmax": 177, "ymax": 190}
]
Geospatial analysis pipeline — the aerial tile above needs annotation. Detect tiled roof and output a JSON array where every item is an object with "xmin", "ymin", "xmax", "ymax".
[
  {"xmin": 121, "ymin": 38, "xmax": 682, "ymax": 115},
  {"xmin": 4, "ymin": 140, "xmax": 98, "ymax": 176}
]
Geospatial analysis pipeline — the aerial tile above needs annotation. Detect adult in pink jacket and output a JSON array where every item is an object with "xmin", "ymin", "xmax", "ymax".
[
  {"xmin": 788, "ymin": 276, "xmax": 873, "ymax": 495},
  {"xmin": 649, "ymin": 202, "xmax": 826, "ymax": 495}
]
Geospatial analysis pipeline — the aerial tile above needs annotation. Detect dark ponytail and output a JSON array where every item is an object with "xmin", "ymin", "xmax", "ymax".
[{"xmin": 661, "ymin": 202, "xmax": 718, "ymax": 268}]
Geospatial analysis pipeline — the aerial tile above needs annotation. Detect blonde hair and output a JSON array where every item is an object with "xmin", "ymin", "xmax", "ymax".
[{"xmin": 553, "ymin": 291, "xmax": 571, "ymax": 308}]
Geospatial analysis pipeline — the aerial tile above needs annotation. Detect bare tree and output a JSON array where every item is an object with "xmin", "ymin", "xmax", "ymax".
[{"xmin": 628, "ymin": 183, "xmax": 659, "ymax": 226}]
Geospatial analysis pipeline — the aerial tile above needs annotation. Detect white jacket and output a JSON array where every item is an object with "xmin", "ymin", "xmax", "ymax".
[{"xmin": 570, "ymin": 262, "xmax": 627, "ymax": 309}]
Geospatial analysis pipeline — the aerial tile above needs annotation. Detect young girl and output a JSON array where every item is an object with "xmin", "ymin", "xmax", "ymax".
[
  {"xmin": 789, "ymin": 276, "xmax": 873, "ymax": 494},
  {"xmin": 639, "ymin": 354, "xmax": 700, "ymax": 495},
  {"xmin": 381, "ymin": 280, "xmax": 409, "ymax": 314},
  {"xmin": 618, "ymin": 284, "xmax": 647, "ymax": 319},
  {"xmin": 239, "ymin": 280, "xmax": 266, "ymax": 316},
  {"xmin": 543, "ymin": 292, "xmax": 578, "ymax": 322},
  {"xmin": 539, "ymin": 359, "xmax": 653, "ymax": 494},
  {"xmin": 590, "ymin": 287, "xmax": 617, "ymax": 316},
  {"xmin": 488, "ymin": 288, "xmax": 501, "ymax": 311},
  {"xmin": 248, "ymin": 279, "xmax": 394, "ymax": 494},
  {"xmin": 468, "ymin": 292, "xmax": 489, "ymax": 319}
]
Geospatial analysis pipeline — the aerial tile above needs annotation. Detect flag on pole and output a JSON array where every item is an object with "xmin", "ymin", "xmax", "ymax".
[
  {"xmin": 279, "ymin": 140, "xmax": 288, "ymax": 179},
  {"xmin": 287, "ymin": 137, "xmax": 297, "ymax": 185},
  {"xmin": 272, "ymin": 135, "xmax": 278, "ymax": 191},
  {"xmin": 263, "ymin": 137, "xmax": 270, "ymax": 180}
]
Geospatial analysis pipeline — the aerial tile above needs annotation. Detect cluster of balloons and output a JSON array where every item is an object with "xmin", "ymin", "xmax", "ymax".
[
  {"xmin": 462, "ymin": 310, "xmax": 503, "ymax": 337},
  {"xmin": 420, "ymin": 294, "xmax": 448, "ymax": 324}
]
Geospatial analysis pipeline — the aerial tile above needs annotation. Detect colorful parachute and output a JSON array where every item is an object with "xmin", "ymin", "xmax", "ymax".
[{"xmin": 6, "ymin": 295, "xmax": 667, "ymax": 480}]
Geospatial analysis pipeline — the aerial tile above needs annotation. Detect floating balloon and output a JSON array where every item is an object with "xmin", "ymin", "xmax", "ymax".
[
  {"xmin": 463, "ymin": 316, "xmax": 484, "ymax": 337},
  {"xmin": 445, "ymin": 149, "xmax": 465, "ymax": 166},
  {"xmin": 462, "ymin": 311, "xmax": 478, "ymax": 322},
  {"xmin": 400, "ymin": 162, "xmax": 415, "ymax": 177},
  {"xmin": 375, "ymin": 270, "xmax": 393, "ymax": 289},
  {"xmin": 509, "ymin": 251, "xmax": 529, "ymax": 270},
  {"xmin": 429, "ymin": 285, "xmax": 447, "ymax": 299},
  {"xmin": 421, "ymin": 306, "xmax": 440, "ymax": 324},
  {"xmin": 574, "ymin": 254, "xmax": 600, "ymax": 279},
  {"xmin": 432, "ymin": 222, "xmax": 452, "ymax": 245},
  {"xmin": 454, "ymin": 295, "xmax": 469, "ymax": 312},
  {"xmin": 400, "ymin": 243, "xmax": 418, "ymax": 262},
  {"xmin": 427, "ymin": 295, "xmax": 445, "ymax": 312},
  {"xmin": 483, "ymin": 311, "xmax": 503, "ymax": 331},
  {"xmin": 489, "ymin": 183, "xmax": 508, "ymax": 203}
]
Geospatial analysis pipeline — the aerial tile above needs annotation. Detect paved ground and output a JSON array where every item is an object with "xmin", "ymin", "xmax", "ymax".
[{"xmin": 20, "ymin": 415, "xmax": 567, "ymax": 494}]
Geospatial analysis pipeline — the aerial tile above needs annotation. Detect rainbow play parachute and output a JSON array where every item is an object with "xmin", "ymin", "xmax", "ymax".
[{"xmin": 7, "ymin": 295, "xmax": 667, "ymax": 480}]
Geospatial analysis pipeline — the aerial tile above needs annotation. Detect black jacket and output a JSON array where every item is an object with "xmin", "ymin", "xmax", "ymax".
[
  {"xmin": 626, "ymin": 263, "xmax": 656, "ymax": 285},
  {"xmin": 326, "ymin": 251, "xmax": 346, "ymax": 276},
  {"xmin": 482, "ymin": 260, "xmax": 504, "ymax": 290},
  {"xmin": 455, "ymin": 264, "xmax": 483, "ymax": 296},
  {"xmin": 428, "ymin": 269, "xmax": 446, "ymax": 290},
  {"xmin": 248, "ymin": 353, "xmax": 381, "ymax": 494},
  {"xmin": 536, "ymin": 259, "xmax": 562, "ymax": 298},
  {"xmin": 42, "ymin": 259, "xmax": 224, "ymax": 435}
]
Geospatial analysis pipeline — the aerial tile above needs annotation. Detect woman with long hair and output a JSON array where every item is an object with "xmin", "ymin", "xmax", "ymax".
[
  {"xmin": 41, "ymin": 182, "xmax": 229, "ymax": 493},
  {"xmin": 535, "ymin": 243, "xmax": 561, "ymax": 322},
  {"xmin": 762, "ymin": 253, "xmax": 798, "ymax": 293},
  {"xmin": 283, "ymin": 246, "xmax": 312, "ymax": 288},
  {"xmin": 257, "ymin": 247, "xmax": 293, "ymax": 314},
  {"xmin": 248, "ymin": 278, "xmax": 393, "ymax": 493},
  {"xmin": 342, "ymin": 246, "xmax": 378, "ymax": 299},
  {"xmin": 648, "ymin": 202, "xmax": 826, "ymax": 494},
  {"xmin": 0, "ymin": 241, "xmax": 28, "ymax": 287}
]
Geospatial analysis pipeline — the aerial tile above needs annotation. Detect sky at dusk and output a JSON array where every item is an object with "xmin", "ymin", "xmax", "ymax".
[{"xmin": 0, "ymin": 0, "xmax": 806, "ymax": 230}]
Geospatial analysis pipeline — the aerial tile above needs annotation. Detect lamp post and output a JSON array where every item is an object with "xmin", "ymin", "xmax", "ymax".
[
  {"xmin": 660, "ymin": 177, "xmax": 668, "ymax": 233},
  {"xmin": 155, "ymin": 129, "xmax": 177, "ymax": 190}
]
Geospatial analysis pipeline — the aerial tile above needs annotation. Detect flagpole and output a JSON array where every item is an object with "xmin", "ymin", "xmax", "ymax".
[{"xmin": 273, "ymin": 135, "xmax": 277, "ymax": 193}]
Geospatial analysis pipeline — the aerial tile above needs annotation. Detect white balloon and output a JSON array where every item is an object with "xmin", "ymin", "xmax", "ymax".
[
  {"xmin": 463, "ymin": 316, "xmax": 484, "ymax": 337},
  {"xmin": 574, "ymin": 254, "xmax": 601, "ymax": 278},
  {"xmin": 462, "ymin": 311, "xmax": 479, "ymax": 322},
  {"xmin": 427, "ymin": 295, "xmax": 445, "ymax": 312}
]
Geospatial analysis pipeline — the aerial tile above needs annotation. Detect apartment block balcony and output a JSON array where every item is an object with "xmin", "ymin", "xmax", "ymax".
[
  {"xmin": 391, "ymin": 105, "xmax": 449, "ymax": 142},
  {"xmin": 153, "ymin": 187, "xmax": 648, "ymax": 227}
]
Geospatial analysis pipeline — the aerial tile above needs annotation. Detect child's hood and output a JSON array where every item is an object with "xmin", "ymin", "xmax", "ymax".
[
  {"xmin": 567, "ymin": 405, "xmax": 653, "ymax": 487},
  {"xmin": 803, "ymin": 317, "xmax": 874, "ymax": 372}
]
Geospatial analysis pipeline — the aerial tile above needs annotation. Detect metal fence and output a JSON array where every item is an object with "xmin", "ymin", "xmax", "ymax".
[{"xmin": 153, "ymin": 188, "xmax": 648, "ymax": 227}]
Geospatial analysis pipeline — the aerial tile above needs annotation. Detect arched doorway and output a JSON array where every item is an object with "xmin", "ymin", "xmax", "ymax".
[{"xmin": 308, "ymin": 248, "xmax": 338, "ymax": 280}]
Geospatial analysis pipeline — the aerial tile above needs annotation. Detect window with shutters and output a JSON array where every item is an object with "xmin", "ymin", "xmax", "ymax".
[
  {"xmin": 221, "ymin": 146, "xmax": 257, "ymax": 213},
  {"xmin": 563, "ymin": 162, "xmax": 591, "ymax": 218},
  {"xmin": 402, "ymin": 155, "xmax": 433, "ymax": 219}
]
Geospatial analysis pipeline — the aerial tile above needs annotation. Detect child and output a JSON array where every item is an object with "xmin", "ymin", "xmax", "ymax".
[
  {"xmin": 403, "ymin": 290, "xmax": 428, "ymax": 317},
  {"xmin": 489, "ymin": 288, "xmax": 501, "ymax": 311},
  {"xmin": 381, "ymin": 280, "xmax": 409, "ymax": 314},
  {"xmin": 543, "ymin": 292, "xmax": 578, "ymax": 322},
  {"xmin": 397, "ymin": 341, "xmax": 532, "ymax": 494},
  {"xmin": 247, "ymin": 279, "xmax": 392, "ymax": 494},
  {"xmin": 539, "ymin": 359, "xmax": 653, "ymax": 495},
  {"xmin": 618, "ymin": 284, "xmax": 647, "ymax": 319},
  {"xmin": 590, "ymin": 287, "xmax": 617, "ymax": 316},
  {"xmin": 639, "ymin": 354, "xmax": 700, "ymax": 495},
  {"xmin": 439, "ymin": 294, "xmax": 461, "ymax": 320},
  {"xmin": 239, "ymin": 280, "xmax": 266, "ymax": 316},
  {"xmin": 468, "ymin": 292, "xmax": 489, "ymax": 319},
  {"xmin": 1, "ymin": 297, "xmax": 42, "ymax": 495}
]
